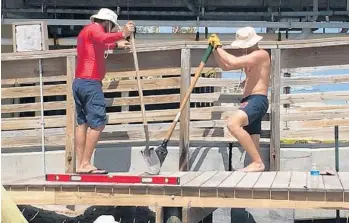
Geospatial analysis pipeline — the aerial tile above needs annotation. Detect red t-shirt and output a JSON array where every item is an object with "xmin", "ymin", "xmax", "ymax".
[{"xmin": 75, "ymin": 23, "xmax": 124, "ymax": 81}]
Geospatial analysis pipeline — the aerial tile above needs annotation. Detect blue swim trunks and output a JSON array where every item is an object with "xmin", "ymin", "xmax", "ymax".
[
  {"xmin": 72, "ymin": 78, "xmax": 106, "ymax": 129},
  {"xmin": 238, "ymin": 94, "xmax": 269, "ymax": 135}
]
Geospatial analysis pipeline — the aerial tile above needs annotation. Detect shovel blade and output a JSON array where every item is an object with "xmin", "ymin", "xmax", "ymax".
[{"xmin": 141, "ymin": 147, "xmax": 161, "ymax": 175}]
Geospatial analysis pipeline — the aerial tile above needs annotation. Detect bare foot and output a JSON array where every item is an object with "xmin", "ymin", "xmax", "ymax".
[
  {"xmin": 77, "ymin": 163, "xmax": 107, "ymax": 174},
  {"xmin": 240, "ymin": 162, "xmax": 265, "ymax": 172}
]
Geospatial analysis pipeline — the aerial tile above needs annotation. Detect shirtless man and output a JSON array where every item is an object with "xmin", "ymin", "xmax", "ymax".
[{"xmin": 208, "ymin": 27, "xmax": 270, "ymax": 172}]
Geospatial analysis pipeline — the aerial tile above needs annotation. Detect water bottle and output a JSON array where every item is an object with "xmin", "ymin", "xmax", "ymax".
[{"xmin": 310, "ymin": 163, "xmax": 320, "ymax": 188}]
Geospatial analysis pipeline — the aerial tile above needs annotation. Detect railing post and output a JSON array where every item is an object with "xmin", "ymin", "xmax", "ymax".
[
  {"xmin": 270, "ymin": 48, "xmax": 281, "ymax": 171},
  {"xmin": 179, "ymin": 48, "xmax": 191, "ymax": 171},
  {"xmin": 65, "ymin": 55, "xmax": 76, "ymax": 173}
]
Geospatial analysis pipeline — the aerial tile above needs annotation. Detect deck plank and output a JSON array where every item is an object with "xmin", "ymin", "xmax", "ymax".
[
  {"xmin": 271, "ymin": 171, "xmax": 292, "ymax": 190},
  {"xmin": 183, "ymin": 171, "xmax": 218, "ymax": 187},
  {"xmin": 218, "ymin": 171, "xmax": 246, "ymax": 188},
  {"xmin": 338, "ymin": 172, "xmax": 349, "ymax": 191},
  {"xmin": 179, "ymin": 172, "xmax": 205, "ymax": 186},
  {"xmin": 253, "ymin": 172, "xmax": 277, "ymax": 190},
  {"xmin": 235, "ymin": 172, "xmax": 262, "ymax": 189},
  {"xmin": 322, "ymin": 174, "xmax": 343, "ymax": 192},
  {"xmin": 201, "ymin": 172, "xmax": 232, "ymax": 188},
  {"xmin": 289, "ymin": 171, "xmax": 307, "ymax": 191},
  {"xmin": 306, "ymin": 172, "xmax": 325, "ymax": 191}
]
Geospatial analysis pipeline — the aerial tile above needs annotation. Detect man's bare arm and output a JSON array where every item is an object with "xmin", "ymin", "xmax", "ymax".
[{"xmin": 213, "ymin": 47, "xmax": 260, "ymax": 71}]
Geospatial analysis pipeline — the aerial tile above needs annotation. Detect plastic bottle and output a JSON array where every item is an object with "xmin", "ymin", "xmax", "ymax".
[{"xmin": 310, "ymin": 163, "xmax": 320, "ymax": 188}]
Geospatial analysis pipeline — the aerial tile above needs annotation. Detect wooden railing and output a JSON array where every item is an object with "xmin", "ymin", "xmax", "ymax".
[{"xmin": 1, "ymin": 37, "xmax": 349, "ymax": 173}]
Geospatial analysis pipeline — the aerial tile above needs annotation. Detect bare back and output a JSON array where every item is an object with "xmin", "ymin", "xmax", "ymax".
[{"xmin": 242, "ymin": 49, "xmax": 270, "ymax": 98}]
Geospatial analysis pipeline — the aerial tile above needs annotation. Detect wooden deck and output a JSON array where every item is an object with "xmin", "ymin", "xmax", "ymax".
[{"xmin": 3, "ymin": 171, "xmax": 349, "ymax": 210}]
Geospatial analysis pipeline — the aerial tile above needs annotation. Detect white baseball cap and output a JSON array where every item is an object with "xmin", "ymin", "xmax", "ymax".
[
  {"xmin": 90, "ymin": 8, "xmax": 119, "ymax": 27},
  {"xmin": 231, "ymin": 27, "xmax": 263, "ymax": 49}
]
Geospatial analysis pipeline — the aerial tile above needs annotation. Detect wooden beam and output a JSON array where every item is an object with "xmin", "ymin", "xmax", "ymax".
[
  {"xmin": 179, "ymin": 48, "xmax": 191, "ymax": 171},
  {"xmin": 281, "ymin": 45, "xmax": 349, "ymax": 69},
  {"xmin": 270, "ymin": 48, "xmax": 281, "ymax": 171},
  {"xmin": 6, "ymin": 191, "xmax": 349, "ymax": 210},
  {"xmin": 281, "ymin": 74, "xmax": 349, "ymax": 86},
  {"xmin": 65, "ymin": 56, "xmax": 76, "ymax": 173},
  {"xmin": 1, "ymin": 185, "xmax": 28, "ymax": 223}
]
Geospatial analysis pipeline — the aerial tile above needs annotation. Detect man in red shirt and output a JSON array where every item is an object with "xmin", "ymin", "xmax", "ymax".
[{"xmin": 73, "ymin": 8, "xmax": 135, "ymax": 174}]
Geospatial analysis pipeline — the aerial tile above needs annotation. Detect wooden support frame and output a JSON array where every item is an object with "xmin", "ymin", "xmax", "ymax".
[
  {"xmin": 270, "ymin": 49, "xmax": 281, "ymax": 171},
  {"xmin": 65, "ymin": 56, "xmax": 76, "ymax": 173},
  {"xmin": 179, "ymin": 48, "xmax": 191, "ymax": 171}
]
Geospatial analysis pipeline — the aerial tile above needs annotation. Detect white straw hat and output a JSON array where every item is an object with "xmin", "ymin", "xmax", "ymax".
[
  {"xmin": 231, "ymin": 27, "xmax": 263, "ymax": 49},
  {"xmin": 94, "ymin": 215, "xmax": 119, "ymax": 223},
  {"xmin": 90, "ymin": 8, "xmax": 119, "ymax": 27}
]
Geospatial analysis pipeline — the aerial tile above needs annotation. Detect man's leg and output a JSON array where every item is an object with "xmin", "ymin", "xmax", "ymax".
[
  {"xmin": 72, "ymin": 79, "xmax": 89, "ymax": 171},
  {"xmin": 77, "ymin": 80, "xmax": 107, "ymax": 174},
  {"xmin": 78, "ymin": 125, "xmax": 105, "ymax": 173},
  {"xmin": 227, "ymin": 110, "xmax": 265, "ymax": 172},
  {"xmin": 75, "ymin": 124, "xmax": 88, "ymax": 169}
]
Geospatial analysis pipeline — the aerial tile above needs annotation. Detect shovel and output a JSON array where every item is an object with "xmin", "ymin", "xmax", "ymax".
[{"xmin": 141, "ymin": 44, "xmax": 214, "ymax": 175}]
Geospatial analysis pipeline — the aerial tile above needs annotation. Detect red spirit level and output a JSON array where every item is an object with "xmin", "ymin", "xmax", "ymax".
[{"xmin": 45, "ymin": 173, "xmax": 180, "ymax": 185}]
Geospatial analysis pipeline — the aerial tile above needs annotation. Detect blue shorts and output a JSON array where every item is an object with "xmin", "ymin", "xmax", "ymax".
[
  {"xmin": 72, "ymin": 78, "xmax": 106, "ymax": 129},
  {"xmin": 238, "ymin": 94, "xmax": 269, "ymax": 135}
]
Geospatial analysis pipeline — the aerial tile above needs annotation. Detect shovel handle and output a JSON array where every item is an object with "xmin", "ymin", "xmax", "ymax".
[{"xmin": 163, "ymin": 44, "xmax": 214, "ymax": 140}]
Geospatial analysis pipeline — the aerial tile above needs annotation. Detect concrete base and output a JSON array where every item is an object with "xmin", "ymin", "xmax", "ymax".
[{"xmin": 2, "ymin": 144, "xmax": 349, "ymax": 222}]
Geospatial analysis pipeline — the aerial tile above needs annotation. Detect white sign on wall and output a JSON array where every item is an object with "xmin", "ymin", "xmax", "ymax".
[{"xmin": 12, "ymin": 21, "xmax": 49, "ymax": 52}]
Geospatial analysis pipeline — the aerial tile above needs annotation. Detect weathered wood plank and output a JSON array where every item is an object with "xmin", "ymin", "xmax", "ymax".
[
  {"xmin": 306, "ymin": 173, "xmax": 325, "ymax": 191},
  {"xmin": 1, "ymin": 57, "xmax": 66, "ymax": 79},
  {"xmin": 183, "ymin": 171, "xmax": 218, "ymax": 187},
  {"xmin": 253, "ymin": 172, "xmax": 277, "ymax": 190},
  {"xmin": 289, "ymin": 172, "xmax": 307, "ymax": 191},
  {"xmin": 281, "ymin": 45, "xmax": 349, "ymax": 69},
  {"xmin": 179, "ymin": 48, "xmax": 191, "ymax": 171},
  {"xmin": 270, "ymin": 48, "xmax": 281, "ymax": 171},
  {"xmin": 1, "ymin": 78, "xmax": 242, "ymax": 99},
  {"xmin": 271, "ymin": 171, "xmax": 292, "ymax": 190},
  {"xmin": 1, "ymin": 106, "xmax": 270, "ymax": 130},
  {"xmin": 282, "ymin": 74, "xmax": 349, "ymax": 86},
  {"xmin": 1, "ymin": 75, "xmax": 66, "ymax": 85},
  {"xmin": 252, "ymin": 171, "xmax": 277, "ymax": 199},
  {"xmin": 201, "ymin": 172, "xmax": 232, "ymax": 188},
  {"xmin": 235, "ymin": 172, "xmax": 262, "ymax": 189},
  {"xmin": 288, "ymin": 171, "xmax": 308, "ymax": 201},
  {"xmin": 270, "ymin": 171, "xmax": 291, "ymax": 200},
  {"xmin": 65, "ymin": 55, "xmax": 76, "ymax": 173},
  {"xmin": 280, "ymin": 91, "xmax": 349, "ymax": 104},
  {"xmin": 323, "ymin": 174, "xmax": 344, "ymax": 201},
  {"xmin": 179, "ymin": 172, "xmax": 204, "ymax": 186},
  {"xmin": 218, "ymin": 171, "xmax": 246, "ymax": 189},
  {"xmin": 0, "ymin": 67, "xmax": 220, "ymax": 85},
  {"xmin": 199, "ymin": 172, "xmax": 231, "ymax": 197},
  {"xmin": 281, "ymin": 126, "xmax": 349, "ymax": 140},
  {"xmin": 234, "ymin": 172, "xmax": 262, "ymax": 198},
  {"xmin": 281, "ymin": 110, "xmax": 349, "ymax": 121},
  {"xmin": 338, "ymin": 172, "xmax": 349, "ymax": 191}
]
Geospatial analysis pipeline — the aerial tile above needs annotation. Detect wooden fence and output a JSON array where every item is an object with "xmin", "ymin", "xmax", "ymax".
[{"xmin": 1, "ymin": 37, "xmax": 349, "ymax": 173}]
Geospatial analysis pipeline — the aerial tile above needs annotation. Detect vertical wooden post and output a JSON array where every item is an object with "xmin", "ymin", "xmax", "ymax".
[
  {"xmin": 270, "ymin": 48, "xmax": 281, "ymax": 171},
  {"xmin": 179, "ymin": 48, "xmax": 191, "ymax": 171},
  {"xmin": 65, "ymin": 55, "xmax": 76, "ymax": 173}
]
